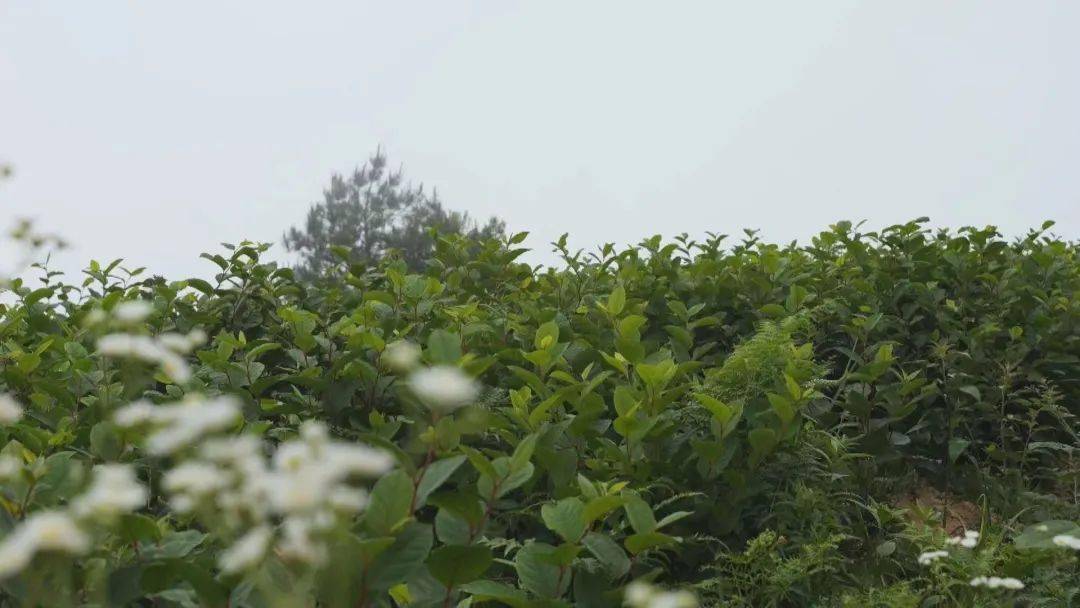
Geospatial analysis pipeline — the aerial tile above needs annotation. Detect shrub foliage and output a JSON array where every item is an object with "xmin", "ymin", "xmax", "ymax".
[{"xmin": 1, "ymin": 218, "xmax": 1078, "ymax": 606}]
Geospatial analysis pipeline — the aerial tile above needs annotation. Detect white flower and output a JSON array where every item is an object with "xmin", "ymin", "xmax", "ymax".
[
  {"xmin": 0, "ymin": 394, "xmax": 24, "ymax": 425},
  {"xmin": 948, "ymin": 529, "xmax": 980, "ymax": 548},
  {"xmin": 625, "ymin": 581, "xmax": 653, "ymax": 606},
  {"xmin": 0, "ymin": 455, "xmax": 22, "ymax": 479},
  {"xmin": 328, "ymin": 487, "xmax": 369, "ymax": 513},
  {"xmin": 160, "ymin": 352, "xmax": 193, "ymax": 383},
  {"xmin": 277, "ymin": 517, "xmax": 324, "ymax": 565},
  {"xmin": 263, "ymin": 470, "xmax": 327, "ymax": 515},
  {"xmin": 382, "ymin": 341, "xmax": 421, "ymax": 373},
  {"xmin": 1052, "ymin": 534, "xmax": 1080, "ymax": 550},
  {"xmin": 408, "ymin": 366, "xmax": 480, "ymax": 414},
  {"xmin": 97, "ymin": 333, "xmax": 140, "ymax": 358},
  {"xmin": 71, "ymin": 464, "xmax": 147, "ymax": 521},
  {"xmin": 273, "ymin": 442, "xmax": 315, "ymax": 473},
  {"xmin": 187, "ymin": 329, "xmax": 208, "ymax": 347},
  {"xmin": 917, "ymin": 550, "xmax": 949, "ymax": 565},
  {"xmin": 200, "ymin": 435, "xmax": 262, "ymax": 464},
  {"xmin": 114, "ymin": 300, "xmax": 154, "ymax": 323},
  {"xmin": 219, "ymin": 526, "xmax": 273, "ymax": 574},
  {"xmin": 113, "ymin": 400, "xmax": 159, "ymax": 427},
  {"xmin": 0, "ymin": 511, "xmax": 90, "ymax": 579},
  {"xmin": 623, "ymin": 580, "xmax": 698, "ymax": 608},
  {"xmin": 96, "ymin": 333, "xmax": 194, "ymax": 383},
  {"xmin": 143, "ymin": 396, "xmax": 241, "ymax": 455},
  {"xmin": 83, "ymin": 308, "xmax": 107, "ymax": 327},
  {"xmin": 158, "ymin": 330, "xmax": 208, "ymax": 354},
  {"xmin": 322, "ymin": 443, "xmax": 395, "ymax": 478},
  {"xmin": 970, "ymin": 576, "xmax": 1024, "ymax": 590},
  {"xmin": 163, "ymin": 462, "xmax": 230, "ymax": 498}
]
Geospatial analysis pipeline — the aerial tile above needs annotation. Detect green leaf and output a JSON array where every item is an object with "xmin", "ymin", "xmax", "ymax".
[
  {"xmin": 139, "ymin": 530, "xmax": 206, "ymax": 560},
  {"xmin": 426, "ymin": 544, "xmax": 493, "ymax": 588},
  {"xmin": 427, "ymin": 330, "xmax": 462, "ymax": 364},
  {"xmin": 748, "ymin": 428, "xmax": 778, "ymax": 465},
  {"xmin": 116, "ymin": 513, "xmax": 161, "ymax": 544},
  {"xmin": 623, "ymin": 494, "xmax": 657, "ymax": 534},
  {"xmin": 477, "ymin": 457, "xmax": 534, "ymax": 501},
  {"xmin": 535, "ymin": 321, "xmax": 560, "ymax": 350},
  {"xmin": 582, "ymin": 532, "xmax": 630, "ymax": 579},
  {"xmin": 767, "ymin": 393, "xmax": 795, "ymax": 425},
  {"xmin": 510, "ymin": 434, "xmax": 540, "ymax": 472},
  {"xmin": 624, "ymin": 531, "xmax": 679, "ymax": 555},
  {"xmin": 459, "ymin": 580, "xmax": 530, "ymax": 607},
  {"xmin": 948, "ymin": 438, "xmax": 971, "ymax": 464},
  {"xmin": 1014, "ymin": 520, "xmax": 1080, "ymax": 550},
  {"xmin": 957, "ymin": 385, "xmax": 981, "ymax": 402},
  {"xmin": 515, "ymin": 542, "xmax": 571, "ymax": 599},
  {"xmin": 607, "ymin": 286, "xmax": 626, "ymax": 316},
  {"xmin": 365, "ymin": 523, "xmax": 434, "ymax": 591},
  {"xmin": 414, "ymin": 455, "xmax": 466, "ymax": 509},
  {"xmin": 582, "ymin": 494, "xmax": 627, "ymax": 527},
  {"xmin": 89, "ymin": 422, "xmax": 123, "ymax": 460},
  {"xmin": 541, "ymin": 497, "xmax": 587, "ymax": 542},
  {"xmin": 364, "ymin": 470, "xmax": 415, "ymax": 535}
]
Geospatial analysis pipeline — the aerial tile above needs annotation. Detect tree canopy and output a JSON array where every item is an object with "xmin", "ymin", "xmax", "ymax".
[{"xmin": 283, "ymin": 150, "xmax": 503, "ymax": 276}]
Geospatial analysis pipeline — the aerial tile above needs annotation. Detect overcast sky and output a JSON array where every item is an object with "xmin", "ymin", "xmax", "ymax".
[{"xmin": 2, "ymin": 1, "xmax": 1078, "ymax": 281}]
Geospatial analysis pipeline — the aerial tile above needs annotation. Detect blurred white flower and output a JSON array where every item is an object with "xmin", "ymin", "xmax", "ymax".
[
  {"xmin": 158, "ymin": 330, "xmax": 208, "ymax": 354},
  {"xmin": 114, "ymin": 395, "xmax": 241, "ymax": 455},
  {"xmin": 382, "ymin": 340, "xmax": 421, "ymax": 373},
  {"xmin": 917, "ymin": 550, "xmax": 949, "ymax": 565},
  {"xmin": 0, "ymin": 455, "xmax": 22, "ymax": 479},
  {"xmin": 200, "ymin": 435, "xmax": 262, "ymax": 464},
  {"xmin": 219, "ymin": 526, "xmax": 273, "ymax": 574},
  {"xmin": 277, "ymin": 517, "xmax": 324, "ymax": 565},
  {"xmin": 0, "ymin": 511, "xmax": 90, "ymax": 579},
  {"xmin": 1053, "ymin": 534, "xmax": 1080, "ymax": 550},
  {"xmin": 142, "ymin": 396, "xmax": 242, "ymax": 455},
  {"xmin": 96, "ymin": 332, "xmax": 195, "ymax": 383},
  {"xmin": 114, "ymin": 300, "xmax": 154, "ymax": 323},
  {"xmin": 623, "ymin": 580, "xmax": 698, "ymax": 608},
  {"xmin": 163, "ymin": 462, "xmax": 230, "ymax": 500},
  {"xmin": 970, "ymin": 576, "xmax": 1024, "ymax": 590},
  {"xmin": 113, "ymin": 400, "xmax": 159, "ymax": 428},
  {"xmin": 408, "ymin": 365, "xmax": 479, "ymax": 414},
  {"xmin": 71, "ymin": 464, "xmax": 147, "ymax": 521},
  {"xmin": 160, "ymin": 352, "xmax": 193, "ymax": 383},
  {"xmin": 0, "ymin": 394, "xmax": 24, "ymax": 425},
  {"xmin": 82, "ymin": 308, "xmax": 107, "ymax": 327},
  {"xmin": 323, "ymin": 443, "xmax": 395, "ymax": 478},
  {"xmin": 328, "ymin": 487, "xmax": 369, "ymax": 513}
]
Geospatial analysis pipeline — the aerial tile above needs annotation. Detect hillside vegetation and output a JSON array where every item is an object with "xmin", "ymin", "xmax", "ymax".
[{"xmin": 1, "ymin": 219, "xmax": 1078, "ymax": 607}]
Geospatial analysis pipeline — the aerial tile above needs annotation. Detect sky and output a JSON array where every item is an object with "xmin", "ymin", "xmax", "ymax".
[{"xmin": 2, "ymin": 1, "xmax": 1078, "ymax": 282}]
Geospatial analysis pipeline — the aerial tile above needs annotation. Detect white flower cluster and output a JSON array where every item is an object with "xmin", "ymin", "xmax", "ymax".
[
  {"xmin": 917, "ymin": 550, "xmax": 949, "ymax": 565},
  {"xmin": 969, "ymin": 575, "xmax": 1024, "ymax": 590},
  {"xmin": 114, "ymin": 300, "xmax": 154, "ymax": 323},
  {"xmin": 114, "ymin": 395, "xmax": 241, "ymax": 455},
  {"xmin": 624, "ymin": 580, "xmax": 698, "ymax": 608},
  {"xmin": 97, "ymin": 328, "xmax": 206, "ymax": 384},
  {"xmin": 0, "ymin": 464, "xmax": 146, "ymax": 579},
  {"xmin": 0, "ymin": 394, "xmax": 24, "ymax": 425},
  {"xmin": 407, "ymin": 365, "xmax": 479, "ymax": 415},
  {"xmin": 159, "ymin": 421, "xmax": 393, "ymax": 573},
  {"xmin": 1053, "ymin": 534, "xmax": 1080, "ymax": 550},
  {"xmin": 918, "ymin": 530, "xmax": 981, "ymax": 566},
  {"xmin": 946, "ymin": 529, "xmax": 980, "ymax": 549}
]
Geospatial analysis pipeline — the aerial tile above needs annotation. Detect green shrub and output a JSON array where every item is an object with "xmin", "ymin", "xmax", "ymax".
[{"xmin": 0, "ymin": 219, "xmax": 1077, "ymax": 606}]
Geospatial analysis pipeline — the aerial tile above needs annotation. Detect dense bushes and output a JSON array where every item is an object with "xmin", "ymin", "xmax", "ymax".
[{"xmin": 0, "ymin": 218, "xmax": 1078, "ymax": 606}]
